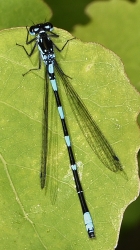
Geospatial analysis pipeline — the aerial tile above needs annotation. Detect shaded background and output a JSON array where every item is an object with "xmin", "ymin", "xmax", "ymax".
[{"xmin": 0, "ymin": 0, "xmax": 139, "ymax": 249}]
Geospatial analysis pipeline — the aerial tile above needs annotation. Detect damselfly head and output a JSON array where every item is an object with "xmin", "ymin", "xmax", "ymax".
[{"xmin": 29, "ymin": 22, "xmax": 53, "ymax": 35}]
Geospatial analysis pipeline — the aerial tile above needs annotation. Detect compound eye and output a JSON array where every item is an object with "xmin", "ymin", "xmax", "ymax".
[
  {"xmin": 44, "ymin": 22, "xmax": 53, "ymax": 31},
  {"xmin": 29, "ymin": 26, "xmax": 39, "ymax": 35}
]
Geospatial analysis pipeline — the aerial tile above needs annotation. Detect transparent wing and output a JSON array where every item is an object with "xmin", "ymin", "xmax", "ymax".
[
  {"xmin": 41, "ymin": 70, "xmax": 59, "ymax": 203},
  {"xmin": 47, "ymin": 83, "xmax": 59, "ymax": 205},
  {"xmin": 40, "ymin": 71, "xmax": 49, "ymax": 189},
  {"xmin": 55, "ymin": 60, "xmax": 123, "ymax": 173}
]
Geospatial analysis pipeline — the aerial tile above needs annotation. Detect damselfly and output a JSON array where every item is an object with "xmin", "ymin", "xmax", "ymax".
[{"xmin": 16, "ymin": 22, "xmax": 123, "ymax": 238}]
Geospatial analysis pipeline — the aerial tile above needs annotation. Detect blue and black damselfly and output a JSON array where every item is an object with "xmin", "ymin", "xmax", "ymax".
[{"xmin": 16, "ymin": 22, "xmax": 123, "ymax": 238}]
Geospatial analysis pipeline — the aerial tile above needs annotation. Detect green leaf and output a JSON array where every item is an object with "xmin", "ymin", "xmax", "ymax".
[
  {"xmin": 0, "ymin": 27, "xmax": 139, "ymax": 250},
  {"xmin": 73, "ymin": 0, "xmax": 140, "ymax": 91},
  {"xmin": 0, "ymin": 0, "xmax": 52, "ymax": 29}
]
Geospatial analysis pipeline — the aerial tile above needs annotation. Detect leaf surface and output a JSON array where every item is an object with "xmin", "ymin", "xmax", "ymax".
[{"xmin": 0, "ymin": 26, "xmax": 140, "ymax": 250}]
